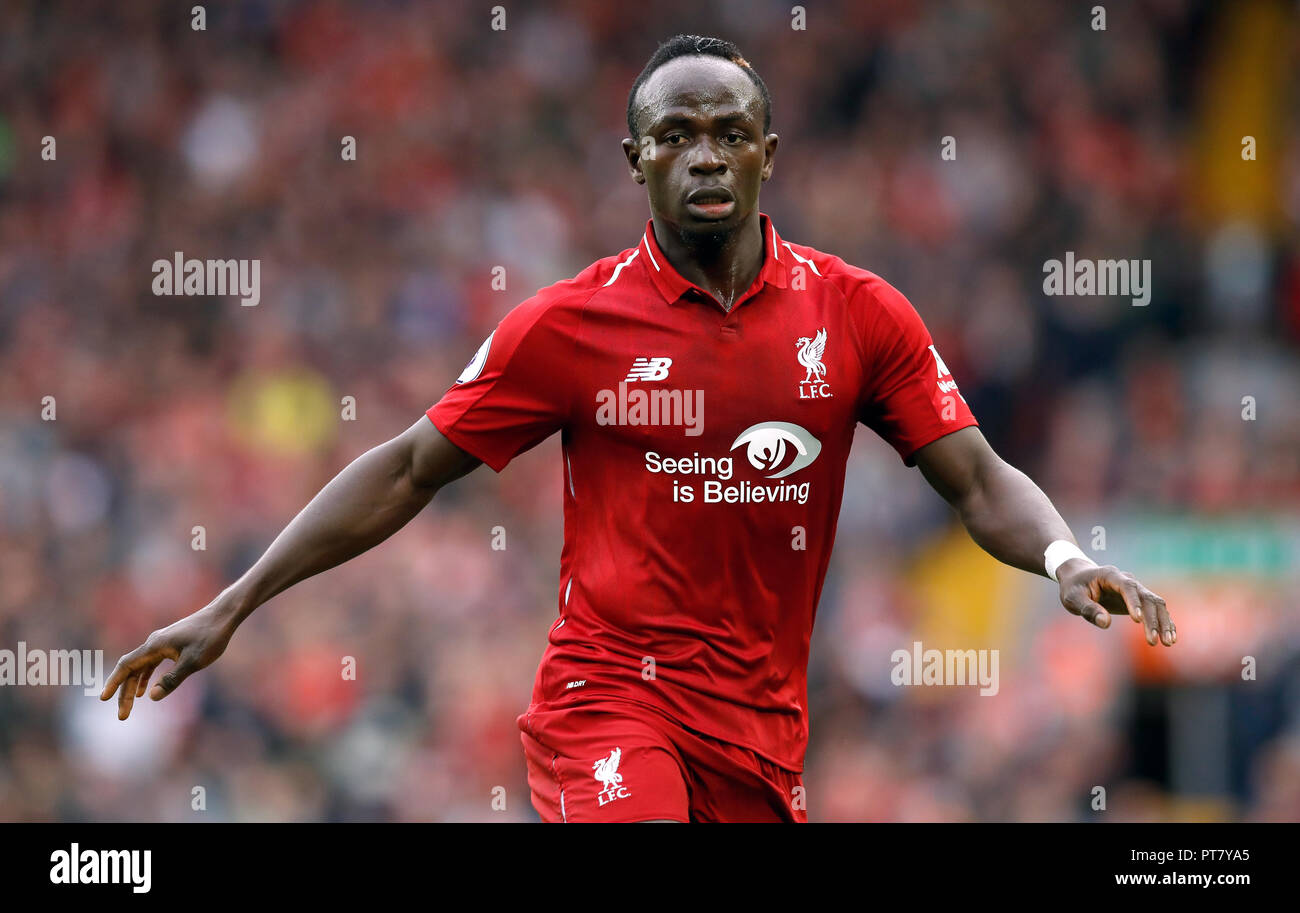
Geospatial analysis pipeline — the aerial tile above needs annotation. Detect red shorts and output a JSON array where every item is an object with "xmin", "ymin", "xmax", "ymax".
[{"xmin": 518, "ymin": 699, "xmax": 806, "ymax": 823}]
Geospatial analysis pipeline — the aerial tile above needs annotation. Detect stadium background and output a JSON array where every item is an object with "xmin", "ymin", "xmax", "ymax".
[{"xmin": 1, "ymin": 0, "xmax": 1298, "ymax": 822}]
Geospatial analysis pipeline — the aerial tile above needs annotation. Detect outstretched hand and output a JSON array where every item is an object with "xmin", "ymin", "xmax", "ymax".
[
  {"xmin": 1056, "ymin": 559, "xmax": 1175, "ymax": 646},
  {"xmin": 99, "ymin": 600, "xmax": 238, "ymax": 719}
]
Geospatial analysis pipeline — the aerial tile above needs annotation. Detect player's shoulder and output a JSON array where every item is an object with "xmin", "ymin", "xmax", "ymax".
[
  {"xmin": 779, "ymin": 236, "xmax": 914, "ymax": 319},
  {"xmin": 500, "ymin": 241, "xmax": 642, "ymax": 329}
]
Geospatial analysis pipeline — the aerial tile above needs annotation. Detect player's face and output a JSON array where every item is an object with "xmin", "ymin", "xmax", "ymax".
[{"xmin": 624, "ymin": 56, "xmax": 777, "ymax": 240}]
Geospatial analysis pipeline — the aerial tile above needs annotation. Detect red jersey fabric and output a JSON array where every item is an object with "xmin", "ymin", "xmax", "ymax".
[{"xmin": 426, "ymin": 213, "xmax": 978, "ymax": 771}]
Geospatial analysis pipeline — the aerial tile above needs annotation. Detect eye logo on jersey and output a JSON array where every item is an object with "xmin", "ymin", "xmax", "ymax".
[
  {"xmin": 456, "ymin": 331, "xmax": 494, "ymax": 384},
  {"xmin": 796, "ymin": 328, "xmax": 833, "ymax": 399},
  {"xmin": 730, "ymin": 421, "xmax": 823, "ymax": 479},
  {"xmin": 624, "ymin": 356, "xmax": 672, "ymax": 382}
]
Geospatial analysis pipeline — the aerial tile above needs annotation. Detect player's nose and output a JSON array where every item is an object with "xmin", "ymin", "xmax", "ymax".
[{"xmin": 687, "ymin": 137, "xmax": 727, "ymax": 174}]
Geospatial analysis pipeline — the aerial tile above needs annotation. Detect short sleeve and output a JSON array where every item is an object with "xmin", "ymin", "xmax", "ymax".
[
  {"xmin": 425, "ymin": 293, "xmax": 578, "ymax": 472},
  {"xmin": 855, "ymin": 278, "xmax": 978, "ymax": 466}
]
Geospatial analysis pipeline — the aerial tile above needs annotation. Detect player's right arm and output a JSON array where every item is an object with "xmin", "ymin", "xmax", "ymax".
[
  {"xmin": 100, "ymin": 418, "xmax": 481, "ymax": 719},
  {"xmin": 104, "ymin": 276, "xmax": 581, "ymax": 720}
]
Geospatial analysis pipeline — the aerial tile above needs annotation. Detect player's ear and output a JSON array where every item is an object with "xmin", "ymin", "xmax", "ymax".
[
  {"xmin": 761, "ymin": 133, "xmax": 779, "ymax": 182},
  {"xmin": 622, "ymin": 137, "xmax": 647, "ymax": 185}
]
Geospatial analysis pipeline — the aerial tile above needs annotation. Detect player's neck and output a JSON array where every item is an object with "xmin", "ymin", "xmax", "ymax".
[{"xmin": 650, "ymin": 212, "xmax": 764, "ymax": 313}]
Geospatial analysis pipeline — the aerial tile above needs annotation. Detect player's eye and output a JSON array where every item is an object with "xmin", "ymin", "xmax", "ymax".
[
  {"xmin": 664, "ymin": 133, "xmax": 688, "ymax": 145},
  {"xmin": 724, "ymin": 132, "xmax": 746, "ymax": 143}
]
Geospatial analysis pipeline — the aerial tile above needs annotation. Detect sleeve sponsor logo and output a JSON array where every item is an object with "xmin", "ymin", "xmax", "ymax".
[
  {"xmin": 929, "ymin": 344, "xmax": 965, "ymax": 401},
  {"xmin": 455, "ymin": 331, "xmax": 494, "ymax": 384}
]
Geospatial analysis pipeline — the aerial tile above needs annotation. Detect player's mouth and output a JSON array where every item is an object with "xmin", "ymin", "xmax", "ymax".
[{"xmin": 685, "ymin": 186, "xmax": 736, "ymax": 220}]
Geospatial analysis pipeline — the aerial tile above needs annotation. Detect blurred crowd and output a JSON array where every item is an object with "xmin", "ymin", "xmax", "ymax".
[{"xmin": 1, "ymin": 0, "xmax": 1298, "ymax": 821}]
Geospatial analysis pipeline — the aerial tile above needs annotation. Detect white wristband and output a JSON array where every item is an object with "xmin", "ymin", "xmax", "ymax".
[{"xmin": 1044, "ymin": 540, "xmax": 1094, "ymax": 582}]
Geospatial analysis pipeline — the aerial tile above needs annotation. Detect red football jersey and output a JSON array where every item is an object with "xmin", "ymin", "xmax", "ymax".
[{"xmin": 426, "ymin": 213, "xmax": 978, "ymax": 771}]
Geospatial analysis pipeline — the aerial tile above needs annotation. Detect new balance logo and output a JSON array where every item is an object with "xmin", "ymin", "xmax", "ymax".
[{"xmin": 625, "ymin": 356, "xmax": 672, "ymax": 382}]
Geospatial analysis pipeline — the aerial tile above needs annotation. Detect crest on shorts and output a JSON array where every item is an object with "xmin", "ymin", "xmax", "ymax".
[{"xmin": 593, "ymin": 747, "xmax": 631, "ymax": 807}]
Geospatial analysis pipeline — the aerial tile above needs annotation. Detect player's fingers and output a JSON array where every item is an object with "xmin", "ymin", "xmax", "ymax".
[
  {"xmin": 134, "ymin": 660, "xmax": 160, "ymax": 698},
  {"xmin": 100, "ymin": 647, "xmax": 148, "ymax": 701},
  {"xmin": 1134, "ymin": 586, "xmax": 1160, "ymax": 646},
  {"xmin": 1108, "ymin": 572, "xmax": 1145, "ymax": 625},
  {"xmin": 117, "ymin": 671, "xmax": 140, "ymax": 720},
  {"xmin": 1144, "ymin": 588, "xmax": 1175, "ymax": 646},
  {"xmin": 1091, "ymin": 570, "xmax": 1143, "ymax": 625},
  {"xmin": 1065, "ymin": 592, "xmax": 1111, "ymax": 629},
  {"xmin": 150, "ymin": 653, "xmax": 198, "ymax": 701},
  {"xmin": 100, "ymin": 633, "xmax": 179, "ymax": 702}
]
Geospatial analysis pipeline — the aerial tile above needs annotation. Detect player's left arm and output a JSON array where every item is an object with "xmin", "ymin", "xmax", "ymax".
[{"xmin": 911, "ymin": 426, "xmax": 1175, "ymax": 647}]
